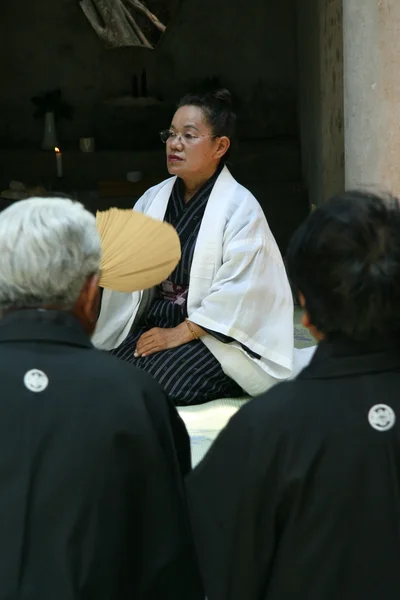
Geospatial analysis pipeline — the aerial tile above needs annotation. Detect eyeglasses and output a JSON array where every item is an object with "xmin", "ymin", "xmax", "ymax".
[{"xmin": 159, "ymin": 129, "xmax": 215, "ymax": 145}]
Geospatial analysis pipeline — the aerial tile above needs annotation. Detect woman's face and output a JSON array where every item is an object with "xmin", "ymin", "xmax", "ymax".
[{"xmin": 165, "ymin": 105, "xmax": 229, "ymax": 179}]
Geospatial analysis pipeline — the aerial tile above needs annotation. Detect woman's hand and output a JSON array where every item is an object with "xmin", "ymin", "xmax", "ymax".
[{"xmin": 134, "ymin": 322, "xmax": 193, "ymax": 358}]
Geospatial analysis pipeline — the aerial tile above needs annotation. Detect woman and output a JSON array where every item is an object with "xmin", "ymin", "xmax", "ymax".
[{"xmin": 93, "ymin": 89, "xmax": 294, "ymax": 405}]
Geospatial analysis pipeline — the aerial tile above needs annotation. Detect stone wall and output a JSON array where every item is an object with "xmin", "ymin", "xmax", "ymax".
[{"xmin": 343, "ymin": 0, "xmax": 400, "ymax": 195}]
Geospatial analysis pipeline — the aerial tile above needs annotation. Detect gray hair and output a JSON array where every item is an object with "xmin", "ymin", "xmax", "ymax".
[{"xmin": 0, "ymin": 197, "xmax": 101, "ymax": 309}]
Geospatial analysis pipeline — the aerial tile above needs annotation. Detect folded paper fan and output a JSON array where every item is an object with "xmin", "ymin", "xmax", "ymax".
[{"xmin": 96, "ymin": 208, "xmax": 181, "ymax": 293}]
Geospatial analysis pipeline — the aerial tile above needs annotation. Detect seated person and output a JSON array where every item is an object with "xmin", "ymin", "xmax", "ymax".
[
  {"xmin": 186, "ymin": 190, "xmax": 400, "ymax": 600},
  {"xmin": 0, "ymin": 197, "xmax": 202, "ymax": 600},
  {"xmin": 93, "ymin": 88, "xmax": 294, "ymax": 405}
]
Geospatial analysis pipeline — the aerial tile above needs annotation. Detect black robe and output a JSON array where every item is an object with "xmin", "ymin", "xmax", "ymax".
[
  {"xmin": 0, "ymin": 309, "xmax": 203, "ymax": 599},
  {"xmin": 186, "ymin": 338, "xmax": 400, "ymax": 600}
]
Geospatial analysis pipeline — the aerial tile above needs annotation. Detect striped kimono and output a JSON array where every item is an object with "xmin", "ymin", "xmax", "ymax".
[
  {"xmin": 111, "ymin": 169, "xmax": 244, "ymax": 405},
  {"xmin": 93, "ymin": 166, "xmax": 294, "ymax": 402}
]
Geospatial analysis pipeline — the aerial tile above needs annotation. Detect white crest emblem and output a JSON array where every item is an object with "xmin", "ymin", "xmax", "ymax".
[
  {"xmin": 24, "ymin": 369, "xmax": 49, "ymax": 393},
  {"xmin": 368, "ymin": 404, "xmax": 396, "ymax": 432}
]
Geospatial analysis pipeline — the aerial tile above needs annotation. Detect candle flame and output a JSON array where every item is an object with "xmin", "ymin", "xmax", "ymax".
[{"xmin": 55, "ymin": 147, "xmax": 60, "ymax": 153}]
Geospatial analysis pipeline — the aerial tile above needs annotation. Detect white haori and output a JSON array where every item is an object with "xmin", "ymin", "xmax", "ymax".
[{"xmin": 93, "ymin": 166, "xmax": 294, "ymax": 396}]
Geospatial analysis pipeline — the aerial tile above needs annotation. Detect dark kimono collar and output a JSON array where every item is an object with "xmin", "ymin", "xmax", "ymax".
[
  {"xmin": 0, "ymin": 309, "xmax": 92, "ymax": 349},
  {"xmin": 300, "ymin": 336, "xmax": 400, "ymax": 380},
  {"xmin": 174, "ymin": 162, "xmax": 224, "ymax": 207}
]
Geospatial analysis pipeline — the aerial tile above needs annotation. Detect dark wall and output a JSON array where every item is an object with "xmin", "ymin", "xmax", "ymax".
[
  {"xmin": 0, "ymin": 0, "xmax": 307, "ymax": 251},
  {"xmin": 0, "ymin": 0, "xmax": 298, "ymax": 149}
]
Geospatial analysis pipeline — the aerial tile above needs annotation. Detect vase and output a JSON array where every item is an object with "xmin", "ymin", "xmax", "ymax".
[{"xmin": 41, "ymin": 111, "xmax": 58, "ymax": 150}]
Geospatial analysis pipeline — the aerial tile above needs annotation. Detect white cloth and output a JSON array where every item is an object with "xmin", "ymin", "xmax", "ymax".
[{"xmin": 93, "ymin": 166, "xmax": 294, "ymax": 396}]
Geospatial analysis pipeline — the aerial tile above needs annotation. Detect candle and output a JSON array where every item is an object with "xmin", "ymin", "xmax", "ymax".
[{"xmin": 55, "ymin": 147, "xmax": 63, "ymax": 178}]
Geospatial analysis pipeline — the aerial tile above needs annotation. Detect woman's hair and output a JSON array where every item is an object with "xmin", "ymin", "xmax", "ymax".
[
  {"xmin": 286, "ymin": 190, "xmax": 400, "ymax": 342},
  {"xmin": 177, "ymin": 88, "xmax": 237, "ymax": 142},
  {"xmin": 0, "ymin": 197, "xmax": 101, "ymax": 310}
]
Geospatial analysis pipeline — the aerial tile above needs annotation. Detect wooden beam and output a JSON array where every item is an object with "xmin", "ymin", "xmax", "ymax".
[
  {"xmin": 125, "ymin": 0, "xmax": 166, "ymax": 32},
  {"xmin": 121, "ymin": 2, "xmax": 153, "ymax": 48}
]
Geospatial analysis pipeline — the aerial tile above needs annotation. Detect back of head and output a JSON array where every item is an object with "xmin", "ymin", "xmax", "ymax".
[
  {"xmin": 177, "ymin": 88, "xmax": 237, "ymax": 145},
  {"xmin": 0, "ymin": 197, "xmax": 101, "ymax": 310},
  {"xmin": 287, "ymin": 190, "xmax": 400, "ymax": 342}
]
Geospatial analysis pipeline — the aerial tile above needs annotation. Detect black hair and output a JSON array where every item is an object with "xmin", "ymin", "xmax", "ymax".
[
  {"xmin": 286, "ymin": 190, "xmax": 400, "ymax": 342},
  {"xmin": 177, "ymin": 88, "xmax": 236, "ymax": 159}
]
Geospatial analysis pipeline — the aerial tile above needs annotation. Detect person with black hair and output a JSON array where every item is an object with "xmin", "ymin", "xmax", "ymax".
[
  {"xmin": 93, "ymin": 89, "xmax": 294, "ymax": 405},
  {"xmin": 186, "ymin": 190, "xmax": 400, "ymax": 600}
]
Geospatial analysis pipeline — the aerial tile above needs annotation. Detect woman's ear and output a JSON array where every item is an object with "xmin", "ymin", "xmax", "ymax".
[{"xmin": 214, "ymin": 136, "xmax": 230, "ymax": 160}]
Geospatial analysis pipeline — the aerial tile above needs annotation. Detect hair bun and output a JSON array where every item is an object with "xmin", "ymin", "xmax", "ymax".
[{"xmin": 213, "ymin": 88, "xmax": 232, "ymax": 107}]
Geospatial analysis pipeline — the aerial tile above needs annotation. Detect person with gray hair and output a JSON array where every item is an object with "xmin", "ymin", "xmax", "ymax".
[
  {"xmin": 0, "ymin": 197, "xmax": 101, "ymax": 312},
  {"xmin": 0, "ymin": 198, "xmax": 202, "ymax": 600}
]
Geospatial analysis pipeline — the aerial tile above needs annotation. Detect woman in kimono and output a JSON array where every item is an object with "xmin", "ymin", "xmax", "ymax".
[{"xmin": 93, "ymin": 89, "xmax": 294, "ymax": 405}]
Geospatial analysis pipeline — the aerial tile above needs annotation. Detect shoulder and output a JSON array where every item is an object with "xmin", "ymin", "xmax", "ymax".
[
  {"xmin": 219, "ymin": 170, "xmax": 279, "ymax": 252},
  {"xmin": 69, "ymin": 346, "xmax": 166, "ymax": 416},
  {"xmin": 87, "ymin": 348, "xmax": 189, "ymax": 472},
  {"xmin": 85, "ymin": 346, "xmax": 161, "ymax": 391},
  {"xmin": 133, "ymin": 177, "xmax": 176, "ymax": 212},
  {"xmin": 235, "ymin": 381, "xmax": 297, "ymax": 423},
  {"xmin": 0, "ymin": 343, "xmax": 166, "ymax": 432},
  {"xmin": 218, "ymin": 169, "xmax": 270, "ymax": 240},
  {"xmin": 226, "ymin": 379, "xmax": 317, "ymax": 442},
  {"xmin": 145, "ymin": 176, "xmax": 176, "ymax": 196},
  {"xmin": 220, "ymin": 168, "xmax": 264, "ymax": 216},
  {"xmin": 190, "ymin": 384, "xmax": 298, "ymax": 478}
]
